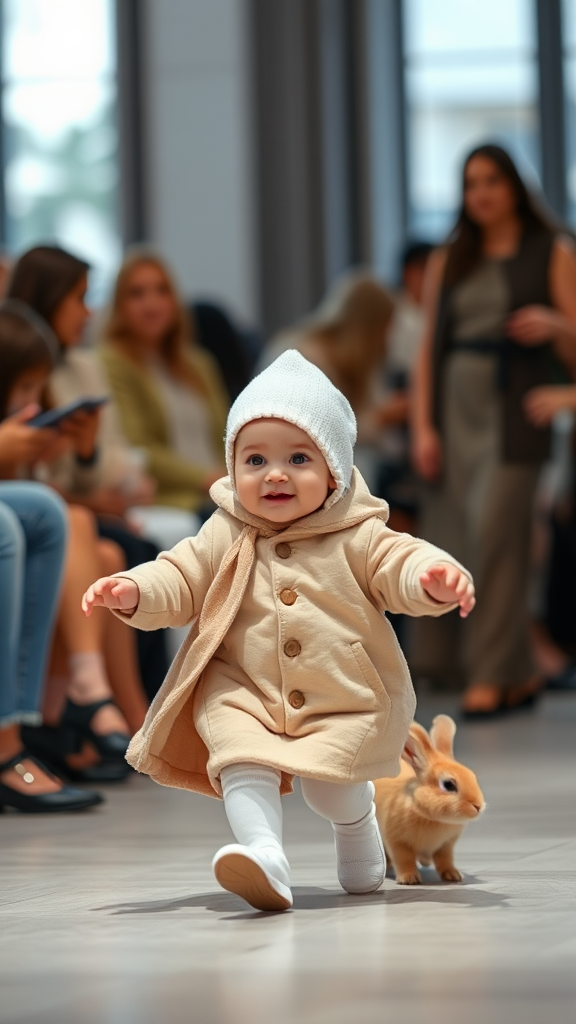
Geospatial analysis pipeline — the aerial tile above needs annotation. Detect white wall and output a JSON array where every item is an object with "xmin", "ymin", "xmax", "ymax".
[{"xmin": 143, "ymin": 0, "xmax": 257, "ymax": 323}]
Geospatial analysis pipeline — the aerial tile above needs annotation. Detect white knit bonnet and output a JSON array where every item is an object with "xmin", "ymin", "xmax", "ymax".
[{"xmin": 225, "ymin": 350, "xmax": 357, "ymax": 508}]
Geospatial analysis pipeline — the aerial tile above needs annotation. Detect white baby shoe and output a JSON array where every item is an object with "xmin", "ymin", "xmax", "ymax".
[
  {"xmin": 212, "ymin": 844, "xmax": 293, "ymax": 911},
  {"xmin": 332, "ymin": 803, "xmax": 386, "ymax": 894}
]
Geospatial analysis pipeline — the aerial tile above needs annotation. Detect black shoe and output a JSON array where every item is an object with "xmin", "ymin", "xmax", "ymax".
[
  {"xmin": 61, "ymin": 698, "xmax": 130, "ymax": 761},
  {"xmin": 0, "ymin": 751, "xmax": 104, "ymax": 813},
  {"xmin": 21, "ymin": 724, "xmax": 131, "ymax": 784}
]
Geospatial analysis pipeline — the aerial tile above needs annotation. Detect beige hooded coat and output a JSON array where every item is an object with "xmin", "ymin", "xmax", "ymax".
[{"xmin": 119, "ymin": 470, "xmax": 468, "ymax": 798}]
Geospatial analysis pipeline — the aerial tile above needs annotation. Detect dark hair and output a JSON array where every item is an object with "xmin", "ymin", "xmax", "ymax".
[
  {"xmin": 444, "ymin": 144, "xmax": 555, "ymax": 287},
  {"xmin": 401, "ymin": 241, "xmax": 434, "ymax": 270},
  {"xmin": 0, "ymin": 300, "xmax": 58, "ymax": 418},
  {"xmin": 7, "ymin": 245, "xmax": 89, "ymax": 326}
]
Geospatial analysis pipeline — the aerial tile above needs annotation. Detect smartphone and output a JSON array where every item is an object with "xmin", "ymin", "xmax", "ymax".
[{"xmin": 27, "ymin": 396, "xmax": 109, "ymax": 429}]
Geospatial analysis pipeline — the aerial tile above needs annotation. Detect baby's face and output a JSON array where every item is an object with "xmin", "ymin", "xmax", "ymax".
[{"xmin": 234, "ymin": 418, "xmax": 336, "ymax": 523}]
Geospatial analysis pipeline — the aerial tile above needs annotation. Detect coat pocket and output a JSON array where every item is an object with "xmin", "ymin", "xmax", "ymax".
[{"xmin": 349, "ymin": 642, "xmax": 390, "ymax": 711}]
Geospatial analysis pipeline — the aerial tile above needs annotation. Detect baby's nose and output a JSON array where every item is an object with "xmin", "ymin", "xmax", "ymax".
[{"xmin": 265, "ymin": 465, "xmax": 288, "ymax": 481}]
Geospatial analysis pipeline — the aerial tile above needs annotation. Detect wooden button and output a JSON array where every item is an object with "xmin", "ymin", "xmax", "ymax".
[
  {"xmin": 280, "ymin": 589, "xmax": 297, "ymax": 606},
  {"xmin": 288, "ymin": 690, "xmax": 305, "ymax": 709},
  {"xmin": 283, "ymin": 638, "xmax": 301, "ymax": 657},
  {"xmin": 275, "ymin": 542, "xmax": 292, "ymax": 559}
]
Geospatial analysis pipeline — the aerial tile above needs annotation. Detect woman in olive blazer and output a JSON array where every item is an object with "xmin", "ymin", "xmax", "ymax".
[{"xmin": 99, "ymin": 250, "xmax": 228, "ymax": 515}]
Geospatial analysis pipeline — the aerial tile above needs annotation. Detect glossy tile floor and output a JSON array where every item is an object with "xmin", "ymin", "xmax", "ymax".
[{"xmin": 2, "ymin": 691, "xmax": 575, "ymax": 1024}]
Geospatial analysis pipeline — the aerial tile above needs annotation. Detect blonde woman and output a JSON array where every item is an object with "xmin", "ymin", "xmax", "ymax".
[
  {"xmin": 99, "ymin": 250, "xmax": 228, "ymax": 548},
  {"xmin": 258, "ymin": 271, "xmax": 394, "ymax": 419},
  {"xmin": 257, "ymin": 271, "xmax": 395, "ymax": 489}
]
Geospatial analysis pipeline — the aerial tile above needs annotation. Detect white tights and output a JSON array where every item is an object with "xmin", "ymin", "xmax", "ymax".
[
  {"xmin": 219, "ymin": 762, "xmax": 382, "ymax": 897},
  {"xmin": 220, "ymin": 763, "xmax": 374, "ymax": 846}
]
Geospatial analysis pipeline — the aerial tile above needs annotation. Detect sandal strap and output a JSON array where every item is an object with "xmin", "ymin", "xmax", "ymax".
[
  {"xmin": 0, "ymin": 749, "xmax": 51, "ymax": 774},
  {"xmin": 67, "ymin": 697, "xmax": 116, "ymax": 717}
]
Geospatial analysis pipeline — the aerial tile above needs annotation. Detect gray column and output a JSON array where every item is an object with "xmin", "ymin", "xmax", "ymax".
[
  {"xmin": 116, "ymin": 0, "xmax": 148, "ymax": 245},
  {"xmin": 363, "ymin": 0, "xmax": 407, "ymax": 284},
  {"xmin": 536, "ymin": 0, "xmax": 567, "ymax": 218},
  {"xmin": 250, "ymin": 0, "xmax": 325, "ymax": 336}
]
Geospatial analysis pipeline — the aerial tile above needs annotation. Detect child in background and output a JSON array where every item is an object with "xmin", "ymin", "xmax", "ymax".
[
  {"xmin": 0, "ymin": 301, "xmax": 144, "ymax": 767},
  {"xmin": 83, "ymin": 352, "xmax": 474, "ymax": 912}
]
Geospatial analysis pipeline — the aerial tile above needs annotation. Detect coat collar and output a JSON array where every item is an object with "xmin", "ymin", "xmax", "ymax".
[{"xmin": 209, "ymin": 467, "xmax": 389, "ymax": 539}]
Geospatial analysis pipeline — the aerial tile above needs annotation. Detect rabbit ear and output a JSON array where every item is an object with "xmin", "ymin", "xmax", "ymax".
[
  {"xmin": 402, "ymin": 723, "xmax": 434, "ymax": 775},
  {"xmin": 430, "ymin": 715, "xmax": 456, "ymax": 757}
]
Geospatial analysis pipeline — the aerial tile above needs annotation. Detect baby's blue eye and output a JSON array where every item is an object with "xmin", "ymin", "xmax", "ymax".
[
  {"xmin": 291, "ymin": 453, "xmax": 309, "ymax": 465},
  {"xmin": 247, "ymin": 455, "xmax": 265, "ymax": 466}
]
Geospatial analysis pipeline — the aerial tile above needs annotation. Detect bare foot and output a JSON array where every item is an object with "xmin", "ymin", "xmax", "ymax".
[
  {"xmin": 67, "ymin": 699, "xmax": 130, "ymax": 736},
  {"xmin": 89, "ymin": 704, "xmax": 130, "ymax": 736},
  {"xmin": 504, "ymin": 676, "xmax": 543, "ymax": 708},
  {"xmin": 0, "ymin": 758, "xmax": 62, "ymax": 796},
  {"xmin": 460, "ymin": 683, "xmax": 502, "ymax": 714},
  {"xmin": 66, "ymin": 742, "xmax": 102, "ymax": 771}
]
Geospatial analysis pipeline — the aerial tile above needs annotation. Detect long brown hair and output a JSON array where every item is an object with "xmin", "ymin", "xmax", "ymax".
[
  {"xmin": 0, "ymin": 300, "xmax": 58, "ymax": 418},
  {"xmin": 444, "ymin": 144, "xmax": 555, "ymax": 288},
  {"xmin": 299, "ymin": 271, "xmax": 394, "ymax": 413},
  {"xmin": 7, "ymin": 246, "xmax": 89, "ymax": 327},
  {"xmin": 102, "ymin": 248, "xmax": 206, "ymax": 395}
]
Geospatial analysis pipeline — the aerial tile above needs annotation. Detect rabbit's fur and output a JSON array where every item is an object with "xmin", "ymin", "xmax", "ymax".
[{"xmin": 373, "ymin": 715, "xmax": 485, "ymax": 885}]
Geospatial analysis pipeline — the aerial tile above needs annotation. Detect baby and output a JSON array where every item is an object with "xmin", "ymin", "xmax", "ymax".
[{"xmin": 83, "ymin": 351, "xmax": 474, "ymax": 912}]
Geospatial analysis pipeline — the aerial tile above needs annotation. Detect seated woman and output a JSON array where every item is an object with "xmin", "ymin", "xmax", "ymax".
[
  {"xmin": 0, "ymin": 302, "xmax": 142, "ymax": 777},
  {"xmin": 7, "ymin": 246, "xmax": 169, "ymax": 696},
  {"xmin": 0, "ymin": 472, "xmax": 102, "ymax": 812},
  {"xmin": 7, "ymin": 246, "xmax": 156, "ymax": 516},
  {"xmin": 98, "ymin": 249, "xmax": 228, "ymax": 548}
]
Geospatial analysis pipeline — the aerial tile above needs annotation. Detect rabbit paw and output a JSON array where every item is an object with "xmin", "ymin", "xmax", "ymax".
[
  {"xmin": 397, "ymin": 870, "xmax": 422, "ymax": 885},
  {"xmin": 440, "ymin": 867, "xmax": 463, "ymax": 883}
]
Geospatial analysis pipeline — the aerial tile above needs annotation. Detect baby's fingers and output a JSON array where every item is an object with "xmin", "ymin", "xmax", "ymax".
[
  {"xmin": 424, "ymin": 564, "xmax": 447, "ymax": 580},
  {"xmin": 458, "ymin": 583, "xmax": 476, "ymax": 618},
  {"xmin": 81, "ymin": 577, "xmax": 117, "ymax": 616},
  {"xmin": 82, "ymin": 584, "xmax": 103, "ymax": 616}
]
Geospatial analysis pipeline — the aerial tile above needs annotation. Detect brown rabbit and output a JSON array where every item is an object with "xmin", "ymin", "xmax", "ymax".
[{"xmin": 373, "ymin": 714, "xmax": 485, "ymax": 885}]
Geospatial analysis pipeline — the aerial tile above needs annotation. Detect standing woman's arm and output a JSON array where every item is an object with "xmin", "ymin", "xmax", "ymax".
[
  {"xmin": 410, "ymin": 247, "xmax": 448, "ymax": 481},
  {"xmin": 548, "ymin": 239, "xmax": 576, "ymax": 376},
  {"xmin": 506, "ymin": 238, "xmax": 576, "ymax": 377}
]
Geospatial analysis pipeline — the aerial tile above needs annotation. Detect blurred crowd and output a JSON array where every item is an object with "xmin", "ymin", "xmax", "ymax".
[{"xmin": 1, "ymin": 142, "xmax": 576, "ymax": 814}]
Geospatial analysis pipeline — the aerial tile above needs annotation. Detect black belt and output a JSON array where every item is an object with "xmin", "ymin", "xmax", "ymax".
[
  {"xmin": 448, "ymin": 337, "xmax": 505, "ymax": 354},
  {"xmin": 447, "ymin": 337, "xmax": 511, "ymax": 388}
]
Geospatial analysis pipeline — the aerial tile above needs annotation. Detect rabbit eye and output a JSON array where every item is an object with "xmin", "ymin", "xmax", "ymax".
[{"xmin": 440, "ymin": 779, "xmax": 458, "ymax": 794}]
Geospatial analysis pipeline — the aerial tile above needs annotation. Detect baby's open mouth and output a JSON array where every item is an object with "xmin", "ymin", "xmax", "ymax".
[{"xmin": 263, "ymin": 493, "xmax": 294, "ymax": 502}]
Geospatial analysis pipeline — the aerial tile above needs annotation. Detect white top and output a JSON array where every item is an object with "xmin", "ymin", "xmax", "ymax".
[
  {"xmin": 152, "ymin": 361, "xmax": 217, "ymax": 470},
  {"xmin": 385, "ymin": 294, "xmax": 425, "ymax": 376},
  {"xmin": 38, "ymin": 346, "xmax": 145, "ymax": 494}
]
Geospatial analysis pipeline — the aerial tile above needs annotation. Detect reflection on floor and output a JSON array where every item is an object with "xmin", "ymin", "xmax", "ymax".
[{"xmin": 2, "ymin": 692, "xmax": 575, "ymax": 1024}]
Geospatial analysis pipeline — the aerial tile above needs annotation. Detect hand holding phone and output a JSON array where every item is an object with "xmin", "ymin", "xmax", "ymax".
[
  {"xmin": 0, "ymin": 406, "xmax": 59, "ymax": 467},
  {"xmin": 26, "ymin": 396, "xmax": 109, "ymax": 429}
]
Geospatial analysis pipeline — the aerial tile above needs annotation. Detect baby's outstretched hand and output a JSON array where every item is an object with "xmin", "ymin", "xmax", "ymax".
[
  {"xmin": 420, "ymin": 564, "xmax": 475, "ymax": 618},
  {"xmin": 82, "ymin": 576, "xmax": 140, "ymax": 617}
]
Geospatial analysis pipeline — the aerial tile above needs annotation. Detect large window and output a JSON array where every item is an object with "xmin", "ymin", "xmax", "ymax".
[
  {"xmin": 403, "ymin": 0, "xmax": 539, "ymax": 240},
  {"xmin": 0, "ymin": 0, "xmax": 120, "ymax": 300}
]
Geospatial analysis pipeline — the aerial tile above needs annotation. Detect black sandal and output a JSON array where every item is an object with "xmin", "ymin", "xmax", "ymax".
[
  {"xmin": 61, "ymin": 698, "xmax": 130, "ymax": 761},
  {"xmin": 0, "ymin": 750, "xmax": 103, "ymax": 813},
  {"xmin": 21, "ymin": 724, "xmax": 131, "ymax": 784}
]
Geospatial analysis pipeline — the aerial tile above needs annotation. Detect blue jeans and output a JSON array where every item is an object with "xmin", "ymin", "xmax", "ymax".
[{"xmin": 0, "ymin": 483, "xmax": 67, "ymax": 727}]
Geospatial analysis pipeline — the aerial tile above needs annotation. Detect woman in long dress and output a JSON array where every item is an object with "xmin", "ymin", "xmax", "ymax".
[{"xmin": 411, "ymin": 144, "xmax": 576, "ymax": 716}]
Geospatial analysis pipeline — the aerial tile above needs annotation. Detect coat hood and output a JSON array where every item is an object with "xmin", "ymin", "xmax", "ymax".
[{"xmin": 210, "ymin": 467, "xmax": 389, "ymax": 538}]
